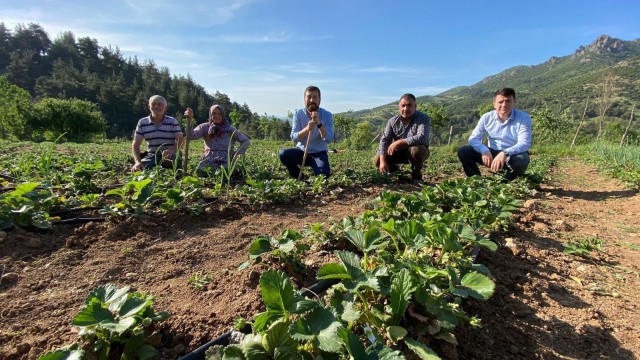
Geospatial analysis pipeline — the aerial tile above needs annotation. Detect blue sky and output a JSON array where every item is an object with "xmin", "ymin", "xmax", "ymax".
[{"xmin": 1, "ymin": 0, "xmax": 639, "ymax": 117}]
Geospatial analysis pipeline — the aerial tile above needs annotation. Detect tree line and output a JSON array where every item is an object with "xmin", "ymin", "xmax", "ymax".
[{"xmin": 0, "ymin": 23, "xmax": 291, "ymax": 142}]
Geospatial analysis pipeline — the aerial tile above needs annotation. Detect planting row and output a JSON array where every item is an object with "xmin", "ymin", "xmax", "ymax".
[
  {"xmin": 35, "ymin": 150, "xmax": 556, "ymax": 359},
  {"xmin": 0, "ymin": 140, "xmax": 463, "ymax": 230}
]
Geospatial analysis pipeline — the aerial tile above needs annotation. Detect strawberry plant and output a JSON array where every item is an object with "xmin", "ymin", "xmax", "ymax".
[
  {"xmin": 72, "ymin": 284, "xmax": 169, "ymax": 359},
  {"xmin": 103, "ymin": 177, "xmax": 159, "ymax": 216},
  {"xmin": 37, "ymin": 344, "xmax": 84, "ymax": 360},
  {"xmin": 39, "ymin": 284, "xmax": 169, "ymax": 360},
  {"xmin": 238, "ymin": 230, "xmax": 310, "ymax": 274},
  {"xmin": 205, "ymin": 270, "xmax": 406, "ymax": 360},
  {"xmin": 0, "ymin": 182, "xmax": 60, "ymax": 229}
]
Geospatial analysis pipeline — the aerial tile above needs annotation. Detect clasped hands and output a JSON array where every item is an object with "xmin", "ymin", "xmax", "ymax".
[
  {"xmin": 482, "ymin": 151, "xmax": 507, "ymax": 172},
  {"xmin": 184, "ymin": 107, "xmax": 194, "ymax": 120},
  {"xmin": 306, "ymin": 111, "xmax": 319, "ymax": 131}
]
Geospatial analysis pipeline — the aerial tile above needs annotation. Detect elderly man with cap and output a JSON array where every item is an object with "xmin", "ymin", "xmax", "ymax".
[{"xmin": 131, "ymin": 95, "xmax": 184, "ymax": 171}]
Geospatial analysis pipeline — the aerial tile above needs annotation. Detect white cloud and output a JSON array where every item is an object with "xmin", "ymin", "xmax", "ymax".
[
  {"xmin": 119, "ymin": 0, "xmax": 257, "ymax": 26},
  {"xmin": 214, "ymin": 32, "xmax": 293, "ymax": 43},
  {"xmin": 278, "ymin": 63, "xmax": 324, "ymax": 74},
  {"xmin": 406, "ymin": 86, "xmax": 451, "ymax": 96}
]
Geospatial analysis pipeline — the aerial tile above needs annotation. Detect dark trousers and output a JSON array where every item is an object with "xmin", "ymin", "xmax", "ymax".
[
  {"xmin": 140, "ymin": 150, "xmax": 181, "ymax": 170},
  {"xmin": 457, "ymin": 145, "xmax": 529, "ymax": 181},
  {"xmin": 279, "ymin": 148, "xmax": 330, "ymax": 179},
  {"xmin": 372, "ymin": 144, "xmax": 430, "ymax": 179}
]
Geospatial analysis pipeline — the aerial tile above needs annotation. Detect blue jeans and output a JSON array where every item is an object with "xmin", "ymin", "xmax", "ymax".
[
  {"xmin": 457, "ymin": 145, "xmax": 529, "ymax": 181},
  {"xmin": 279, "ymin": 148, "xmax": 330, "ymax": 179}
]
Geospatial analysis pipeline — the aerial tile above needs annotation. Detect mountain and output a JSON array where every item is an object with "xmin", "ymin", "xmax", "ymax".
[{"xmin": 347, "ymin": 35, "xmax": 640, "ymax": 142}]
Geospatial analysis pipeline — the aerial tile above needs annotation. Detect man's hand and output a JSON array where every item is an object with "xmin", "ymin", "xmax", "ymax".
[
  {"xmin": 490, "ymin": 151, "xmax": 507, "ymax": 172},
  {"xmin": 184, "ymin": 107, "xmax": 194, "ymax": 120},
  {"xmin": 387, "ymin": 140, "xmax": 403, "ymax": 156},
  {"xmin": 378, "ymin": 157, "xmax": 389, "ymax": 174},
  {"xmin": 131, "ymin": 162, "xmax": 143, "ymax": 172},
  {"xmin": 162, "ymin": 149, "xmax": 175, "ymax": 160},
  {"xmin": 481, "ymin": 151, "xmax": 493, "ymax": 168}
]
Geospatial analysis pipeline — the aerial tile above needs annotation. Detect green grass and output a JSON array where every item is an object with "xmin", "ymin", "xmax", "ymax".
[{"xmin": 575, "ymin": 142, "xmax": 640, "ymax": 189}]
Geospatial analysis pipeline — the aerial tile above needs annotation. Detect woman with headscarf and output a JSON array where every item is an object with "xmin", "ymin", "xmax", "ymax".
[{"xmin": 184, "ymin": 104, "xmax": 250, "ymax": 176}]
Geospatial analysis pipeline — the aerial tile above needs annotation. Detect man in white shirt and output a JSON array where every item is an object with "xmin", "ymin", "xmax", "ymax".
[{"xmin": 457, "ymin": 88, "xmax": 532, "ymax": 182}]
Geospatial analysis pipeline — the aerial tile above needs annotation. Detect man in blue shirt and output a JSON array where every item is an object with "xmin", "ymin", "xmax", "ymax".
[
  {"xmin": 457, "ymin": 88, "xmax": 532, "ymax": 181},
  {"xmin": 279, "ymin": 86, "xmax": 334, "ymax": 179},
  {"xmin": 374, "ymin": 93, "xmax": 430, "ymax": 183}
]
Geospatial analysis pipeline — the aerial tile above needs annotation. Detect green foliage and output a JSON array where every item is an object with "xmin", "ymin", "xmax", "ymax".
[
  {"xmin": 236, "ymin": 171, "xmax": 549, "ymax": 358},
  {"xmin": 37, "ymin": 344, "xmax": 84, "ymax": 360},
  {"xmin": 0, "ymin": 75, "xmax": 32, "ymax": 139},
  {"xmin": 577, "ymin": 143, "xmax": 640, "ymax": 189},
  {"xmin": 1, "ymin": 23, "xmax": 265, "ymax": 140},
  {"xmin": 104, "ymin": 177, "xmax": 158, "ymax": 216},
  {"xmin": 476, "ymin": 102, "xmax": 494, "ymax": 118},
  {"xmin": 349, "ymin": 121, "xmax": 375, "ymax": 150},
  {"xmin": 188, "ymin": 272, "xmax": 213, "ymax": 290},
  {"xmin": 334, "ymin": 112, "xmax": 356, "ymax": 143},
  {"xmin": 205, "ymin": 270, "xmax": 407, "ymax": 360},
  {"xmin": 562, "ymin": 236, "xmax": 604, "ymax": 258},
  {"xmin": 531, "ymin": 107, "xmax": 574, "ymax": 144},
  {"xmin": 252, "ymin": 270, "xmax": 319, "ymax": 332},
  {"xmin": 40, "ymin": 284, "xmax": 169, "ymax": 360},
  {"xmin": 0, "ymin": 182, "xmax": 58, "ymax": 229},
  {"xmin": 417, "ymin": 101, "xmax": 449, "ymax": 129},
  {"xmin": 239, "ymin": 230, "xmax": 310, "ymax": 275},
  {"xmin": 30, "ymin": 97, "xmax": 107, "ymax": 142},
  {"xmin": 256, "ymin": 113, "xmax": 290, "ymax": 140}
]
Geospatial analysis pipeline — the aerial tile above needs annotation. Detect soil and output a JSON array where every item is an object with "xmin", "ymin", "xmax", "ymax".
[{"xmin": 1, "ymin": 158, "xmax": 639, "ymax": 360}]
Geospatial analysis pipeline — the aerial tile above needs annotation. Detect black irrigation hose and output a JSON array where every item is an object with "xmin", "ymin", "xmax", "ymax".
[
  {"xmin": 0, "ymin": 173, "xmax": 17, "ymax": 182},
  {"xmin": 52, "ymin": 217, "xmax": 106, "ymax": 225},
  {"xmin": 49, "ymin": 206, "xmax": 103, "ymax": 216}
]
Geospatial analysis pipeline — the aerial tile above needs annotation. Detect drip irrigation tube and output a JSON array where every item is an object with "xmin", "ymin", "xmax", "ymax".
[
  {"xmin": 52, "ymin": 217, "xmax": 106, "ymax": 225},
  {"xmin": 49, "ymin": 207, "xmax": 103, "ymax": 216}
]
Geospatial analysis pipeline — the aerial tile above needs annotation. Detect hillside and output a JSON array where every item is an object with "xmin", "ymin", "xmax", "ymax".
[{"xmin": 348, "ymin": 35, "xmax": 640, "ymax": 143}]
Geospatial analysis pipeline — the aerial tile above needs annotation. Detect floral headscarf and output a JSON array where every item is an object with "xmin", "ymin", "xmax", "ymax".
[{"xmin": 206, "ymin": 104, "xmax": 232, "ymax": 140}]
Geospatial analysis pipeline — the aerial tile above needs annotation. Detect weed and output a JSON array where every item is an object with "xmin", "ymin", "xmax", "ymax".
[
  {"xmin": 188, "ymin": 272, "xmax": 213, "ymax": 290},
  {"xmin": 562, "ymin": 236, "xmax": 604, "ymax": 257}
]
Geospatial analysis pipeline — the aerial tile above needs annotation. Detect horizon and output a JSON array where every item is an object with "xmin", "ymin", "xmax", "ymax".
[{"xmin": 1, "ymin": 1, "xmax": 639, "ymax": 117}]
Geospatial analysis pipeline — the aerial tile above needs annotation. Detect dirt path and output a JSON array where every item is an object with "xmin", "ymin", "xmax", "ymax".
[{"xmin": 458, "ymin": 157, "xmax": 640, "ymax": 359}]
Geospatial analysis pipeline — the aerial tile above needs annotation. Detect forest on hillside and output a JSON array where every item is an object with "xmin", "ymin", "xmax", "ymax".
[{"xmin": 0, "ymin": 23, "xmax": 291, "ymax": 142}]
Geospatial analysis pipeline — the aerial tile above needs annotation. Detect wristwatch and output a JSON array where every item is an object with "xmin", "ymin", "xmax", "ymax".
[{"xmin": 317, "ymin": 122, "xmax": 323, "ymax": 128}]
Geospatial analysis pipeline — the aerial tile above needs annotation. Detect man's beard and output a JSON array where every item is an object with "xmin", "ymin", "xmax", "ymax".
[{"xmin": 307, "ymin": 103, "xmax": 318, "ymax": 112}]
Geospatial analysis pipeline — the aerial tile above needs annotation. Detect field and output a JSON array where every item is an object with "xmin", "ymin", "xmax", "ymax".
[{"xmin": 1, "ymin": 140, "xmax": 639, "ymax": 360}]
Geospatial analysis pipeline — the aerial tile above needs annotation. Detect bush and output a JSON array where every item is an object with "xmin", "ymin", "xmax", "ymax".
[
  {"xmin": 29, "ymin": 97, "xmax": 107, "ymax": 142},
  {"xmin": 0, "ymin": 75, "xmax": 32, "ymax": 140}
]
